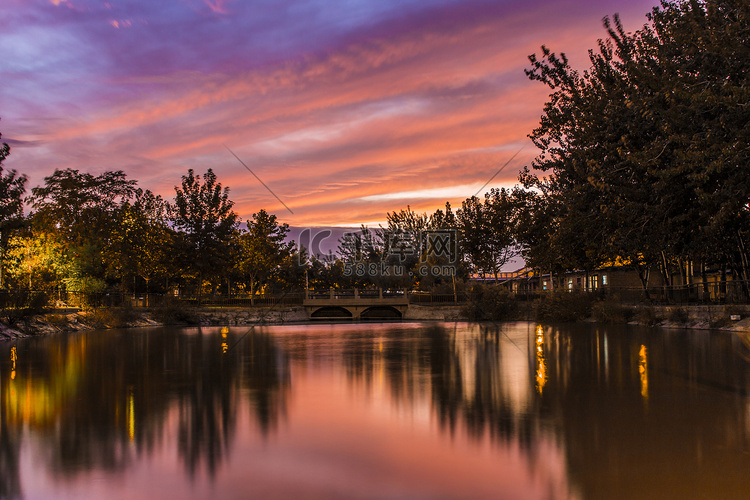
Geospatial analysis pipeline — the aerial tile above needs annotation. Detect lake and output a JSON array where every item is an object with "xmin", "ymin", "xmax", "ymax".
[{"xmin": 2, "ymin": 321, "xmax": 750, "ymax": 499}]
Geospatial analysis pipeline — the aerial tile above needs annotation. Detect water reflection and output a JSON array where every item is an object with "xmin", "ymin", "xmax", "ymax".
[
  {"xmin": 0, "ymin": 327, "xmax": 289, "ymax": 494},
  {"xmin": 1, "ymin": 322, "xmax": 750, "ymax": 499}
]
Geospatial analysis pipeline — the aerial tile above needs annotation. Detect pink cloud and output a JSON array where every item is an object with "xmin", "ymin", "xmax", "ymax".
[
  {"xmin": 4, "ymin": 0, "xmax": 663, "ymax": 227},
  {"xmin": 204, "ymin": 1, "xmax": 228, "ymax": 14}
]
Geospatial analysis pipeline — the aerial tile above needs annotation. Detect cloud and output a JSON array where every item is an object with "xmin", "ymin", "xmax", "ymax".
[{"xmin": 2, "ymin": 0, "xmax": 663, "ymax": 226}]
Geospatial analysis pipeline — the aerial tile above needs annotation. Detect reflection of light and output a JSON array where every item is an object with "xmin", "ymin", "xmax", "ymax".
[
  {"xmin": 535, "ymin": 326, "xmax": 547, "ymax": 394},
  {"xmin": 10, "ymin": 346, "xmax": 17, "ymax": 371},
  {"xmin": 638, "ymin": 344, "xmax": 648, "ymax": 401},
  {"xmin": 222, "ymin": 342, "xmax": 228, "ymax": 354},
  {"xmin": 221, "ymin": 327, "xmax": 229, "ymax": 338},
  {"xmin": 127, "ymin": 386, "xmax": 135, "ymax": 442},
  {"xmin": 4, "ymin": 338, "xmax": 84, "ymax": 427}
]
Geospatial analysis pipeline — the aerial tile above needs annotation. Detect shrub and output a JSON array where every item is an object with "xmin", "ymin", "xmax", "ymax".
[
  {"xmin": 0, "ymin": 290, "xmax": 50, "ymax": 325},
  {"xmin": 635, "ymin": 306, "xmax": 660, "ymax": 326},
  {"xmin": 592, "ymin": 299, "xmax": 633, "ymax": 324},
  {"xmin": 536, "ymin": 291, "xmax": 593, "ymax": 322},
  {"xmin": 45, "ymin": 314, "xmax": 70, "ymax": 330},
  {"xmin": 668, "ymin": 307, "xmax": 689, "ymax": 324},
  {"xmin": 85, "ymin": 306, "xmax": 140, "ymax": 329},
  {"xmin": 462, "ymin": 284, "xmax": 518, "ymax": 321},
  {"xmin": 150, "ymin": 298, "xmax": 199, "ymax": 325}
]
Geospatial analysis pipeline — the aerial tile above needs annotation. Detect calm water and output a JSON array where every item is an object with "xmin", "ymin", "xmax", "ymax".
[{"xmin": 2, "ymin": 322, "xmax": 750, "ymax": 499}]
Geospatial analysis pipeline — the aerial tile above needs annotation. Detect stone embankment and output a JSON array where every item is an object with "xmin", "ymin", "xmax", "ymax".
[{"xmin": 1, "ymin": 304, "xmax": 749, "ymax": 340}]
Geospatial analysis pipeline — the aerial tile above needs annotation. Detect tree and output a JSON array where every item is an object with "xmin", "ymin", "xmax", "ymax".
[
  {"xmin": 0, "ymin": 131, "xmax": 27, "ymax": 288},
  {"xmin": 456, "ymin": 188, "xmax": 519, "ymax": 280},
  {"xmin": 237, "ymin": 209, "xmax": 294, "ymax": 296},
  {"xmin": 29, "ymin": 169, "xmax": 136, "ymax": 243},
  {"xmin": 520, "ymin": 1, "xmax": 750, "ymax": 291},
  {"xmin": 105, "ymin": 188, "xmax": 174, "ymax": 294},
  {"xmin": 172, "ymin": 168, "xmax": 238, "ymax": 297},
  {"xmin": 28, "ymin": 169, "xmax": 137, "ymax": 296}
]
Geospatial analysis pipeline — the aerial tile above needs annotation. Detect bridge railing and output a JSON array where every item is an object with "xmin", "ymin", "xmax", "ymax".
[
  {"xmin": 304, "ymin": 288, "xmax": 409, "ymax": 300},
  {"xmin": 408, "ymin": 292, "xmax": 467, "ymax": 304}
]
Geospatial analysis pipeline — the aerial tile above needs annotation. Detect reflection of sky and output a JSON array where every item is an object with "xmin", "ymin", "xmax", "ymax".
[
  {"xmin": 8, "ymin": 322, "xmax": 572, "ymax": 499},
  {"xmin": 2, "ymin": 0, "xmax": 661, "ymax": 226},
  {"xmin": 11, "ymin": 322, "xmax": 750, "ymax": 499}
]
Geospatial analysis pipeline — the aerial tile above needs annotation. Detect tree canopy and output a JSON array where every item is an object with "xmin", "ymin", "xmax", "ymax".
[{"xmin": 516, "ymin": 0, "xmax": 750, "ymax": 285}]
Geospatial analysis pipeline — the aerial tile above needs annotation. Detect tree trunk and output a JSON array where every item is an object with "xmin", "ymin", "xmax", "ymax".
[
  {"xmin": 198, "ymin": 270, "xmax": 203, "ymax": 306},
  {"xmin": 700, "ymin": 259, "xmax": 709, "ymax": 301},
  {"xmin": 636, "ymin": 263, "xmax": 651, "ymax": 300},
  {"xmin": 737, "ymin": 231, "xmax": 750, "ymax": 299},
  {"xmin": 250, "ymin": 277, "xmax": 255, "ymax": 306},
  {"xmin": 660, "ymin": 251, "xmax": 672, "ymax": 286},
  {"xmin": 678, "ymin": 258, "xmax": 686, "ymax": 287}
]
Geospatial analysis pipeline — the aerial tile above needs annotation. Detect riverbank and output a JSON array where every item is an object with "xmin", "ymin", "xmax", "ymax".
[{"xmin": 1, "ymin": 303, "xmax": 750, "ymax": 340}]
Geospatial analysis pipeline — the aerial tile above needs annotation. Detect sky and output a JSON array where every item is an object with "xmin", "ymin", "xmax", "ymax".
[{"xmin": 1, "ymin": 0, "xmax": 662, "ymax": 229}]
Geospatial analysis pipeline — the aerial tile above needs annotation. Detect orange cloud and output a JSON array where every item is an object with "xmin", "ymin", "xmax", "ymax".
[{"xmin": 10, "ymin": 0, "xmax": 661, "ymax": 228}]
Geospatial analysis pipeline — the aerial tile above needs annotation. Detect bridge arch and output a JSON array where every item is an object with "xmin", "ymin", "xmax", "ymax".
[
  {"xmin": 310, "ymin": 306, "xmax": 353, "ymax": 319},
  {"xmin": 360, "ymin": 306, "xmax": 402, "ymax": 319}
]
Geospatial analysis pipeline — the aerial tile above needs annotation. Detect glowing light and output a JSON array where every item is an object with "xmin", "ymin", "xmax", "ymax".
[
  {"xmin": 638, "ymin": 344, "xmax": 648, "ymax": 402},
  {"xmin": 127, "ymin": 387, "xmax": 135, "ymax": 442},
  {"xmin": 535, "ymin": 326, "xmax": 547, "ymax": 394}
]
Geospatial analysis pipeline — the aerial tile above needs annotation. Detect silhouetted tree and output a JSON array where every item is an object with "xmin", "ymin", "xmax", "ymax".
[{"xmin": 172, "ymin": 169, "xmax": 238, "ymax": 299}]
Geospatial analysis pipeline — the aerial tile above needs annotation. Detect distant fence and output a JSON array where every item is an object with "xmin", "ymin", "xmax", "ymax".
[
  {"xmin": 513, "ymin": 280, "xmax": 750, "ymax": 305},
  {"xmin": 601, "ymin": 280, "xmax": 750, "ymax": 305},
  {"xmin": 1, "ymin": 281, "xmax": 747, "ymax": 312}
]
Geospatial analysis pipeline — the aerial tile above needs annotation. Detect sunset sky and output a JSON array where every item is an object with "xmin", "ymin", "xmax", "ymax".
[{"xmin": 2, "ymin": 0, "xmax": 661, "ymax": 228}]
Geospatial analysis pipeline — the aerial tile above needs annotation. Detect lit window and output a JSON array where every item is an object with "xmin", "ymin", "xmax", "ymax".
[
  {"xmin": 602, "ymin": 274, "xmax": 608, "ymax": 286},
  {"xmin": 568, "ymin": 278, "xmax": 573, "ymax": 290}
]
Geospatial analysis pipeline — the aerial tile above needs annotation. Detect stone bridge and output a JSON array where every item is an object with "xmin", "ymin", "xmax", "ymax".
[{"xmin": 303, "ymin": 289, "xmax": 409, "ymax": 320}]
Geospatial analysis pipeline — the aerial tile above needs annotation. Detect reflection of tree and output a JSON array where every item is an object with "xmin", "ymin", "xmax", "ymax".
[
  {"xmin": 424, "ymin": 324, "xmax": 541, "ymax": 448},
  {"xmin": 0, "ymin": 327, "xmax": 289, "ymax": 485},
  {"xmin": 176, "ymin": 333, "xmax": 237, "ymax": 477},
  {"xmin": 540, "ymin": 324, "xmax": 750, "ymax": 500},
  {"xmin": 0, "ymin": 370, "xmax": 22, "ymax": 500},
  {"xmin": 337, "ymin": 324, "xmax": 548, "ymax": 449},
  {"xmin": 244, "ymin": 331, "xmax": 289, "ymax": 434}
]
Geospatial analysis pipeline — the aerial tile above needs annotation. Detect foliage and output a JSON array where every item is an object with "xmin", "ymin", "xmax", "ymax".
[
  {"xmin": 463, "ymin": 283, "xmax": 518, "ymax": 321},
  {"xmin": 634, "ymin": 306, "xmax": 660, "ymax": 326},
  {"xmin": 25, "ymin": 169, "xmax": 141, "ymax": 297},
  {"xmin": 0, "ymin": 289, "xmax": 49, "ymax": 325},
  {"xmin": 592, "ymin": 298, "xmax": 634, "ymax": 324},
  {"xmin": 456, "ymin": 188, "xmax": 519, "ymax": 279},
  {"xmin": 0, "ymin": 132, "xmax": 28, "ymax": 288},
  {"xmin": 6, "ymin": 231, "xmax": 74, "ymax": 290},
  {"xmin": 238, "ymin": 209, "xmax": 295, "ymax": 294},
  {"xmin": 85, "ymin": 306, "xmax": 141, "ymax": 329},
  {"xmin": 29, "ymin": 169, "xmax": 136, "ymax": 243},
  {"xmin": 172, "ymin": 169, "xmax": 238, "ymax": 295},
  {"xmin": 150, "ymin": 297, "xmax": 199, "ymax": 325},
  {"xmin": 44, "ymin": 313, "xmax": 70, "ymax": 330},
  {"xmin": 105, "ymin": 188, "xmax": 174, "ymax": 291},
  {"xmin": 536, "ymin": 291, "xmax": 593, "ymax": 323},
  {"xmin": 668, "ymin": 306, "xmax": 689, "ymax": 324},
  {"xmin": 517, "ymin": 0, "xmax": 750, "ymax": 287}
]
